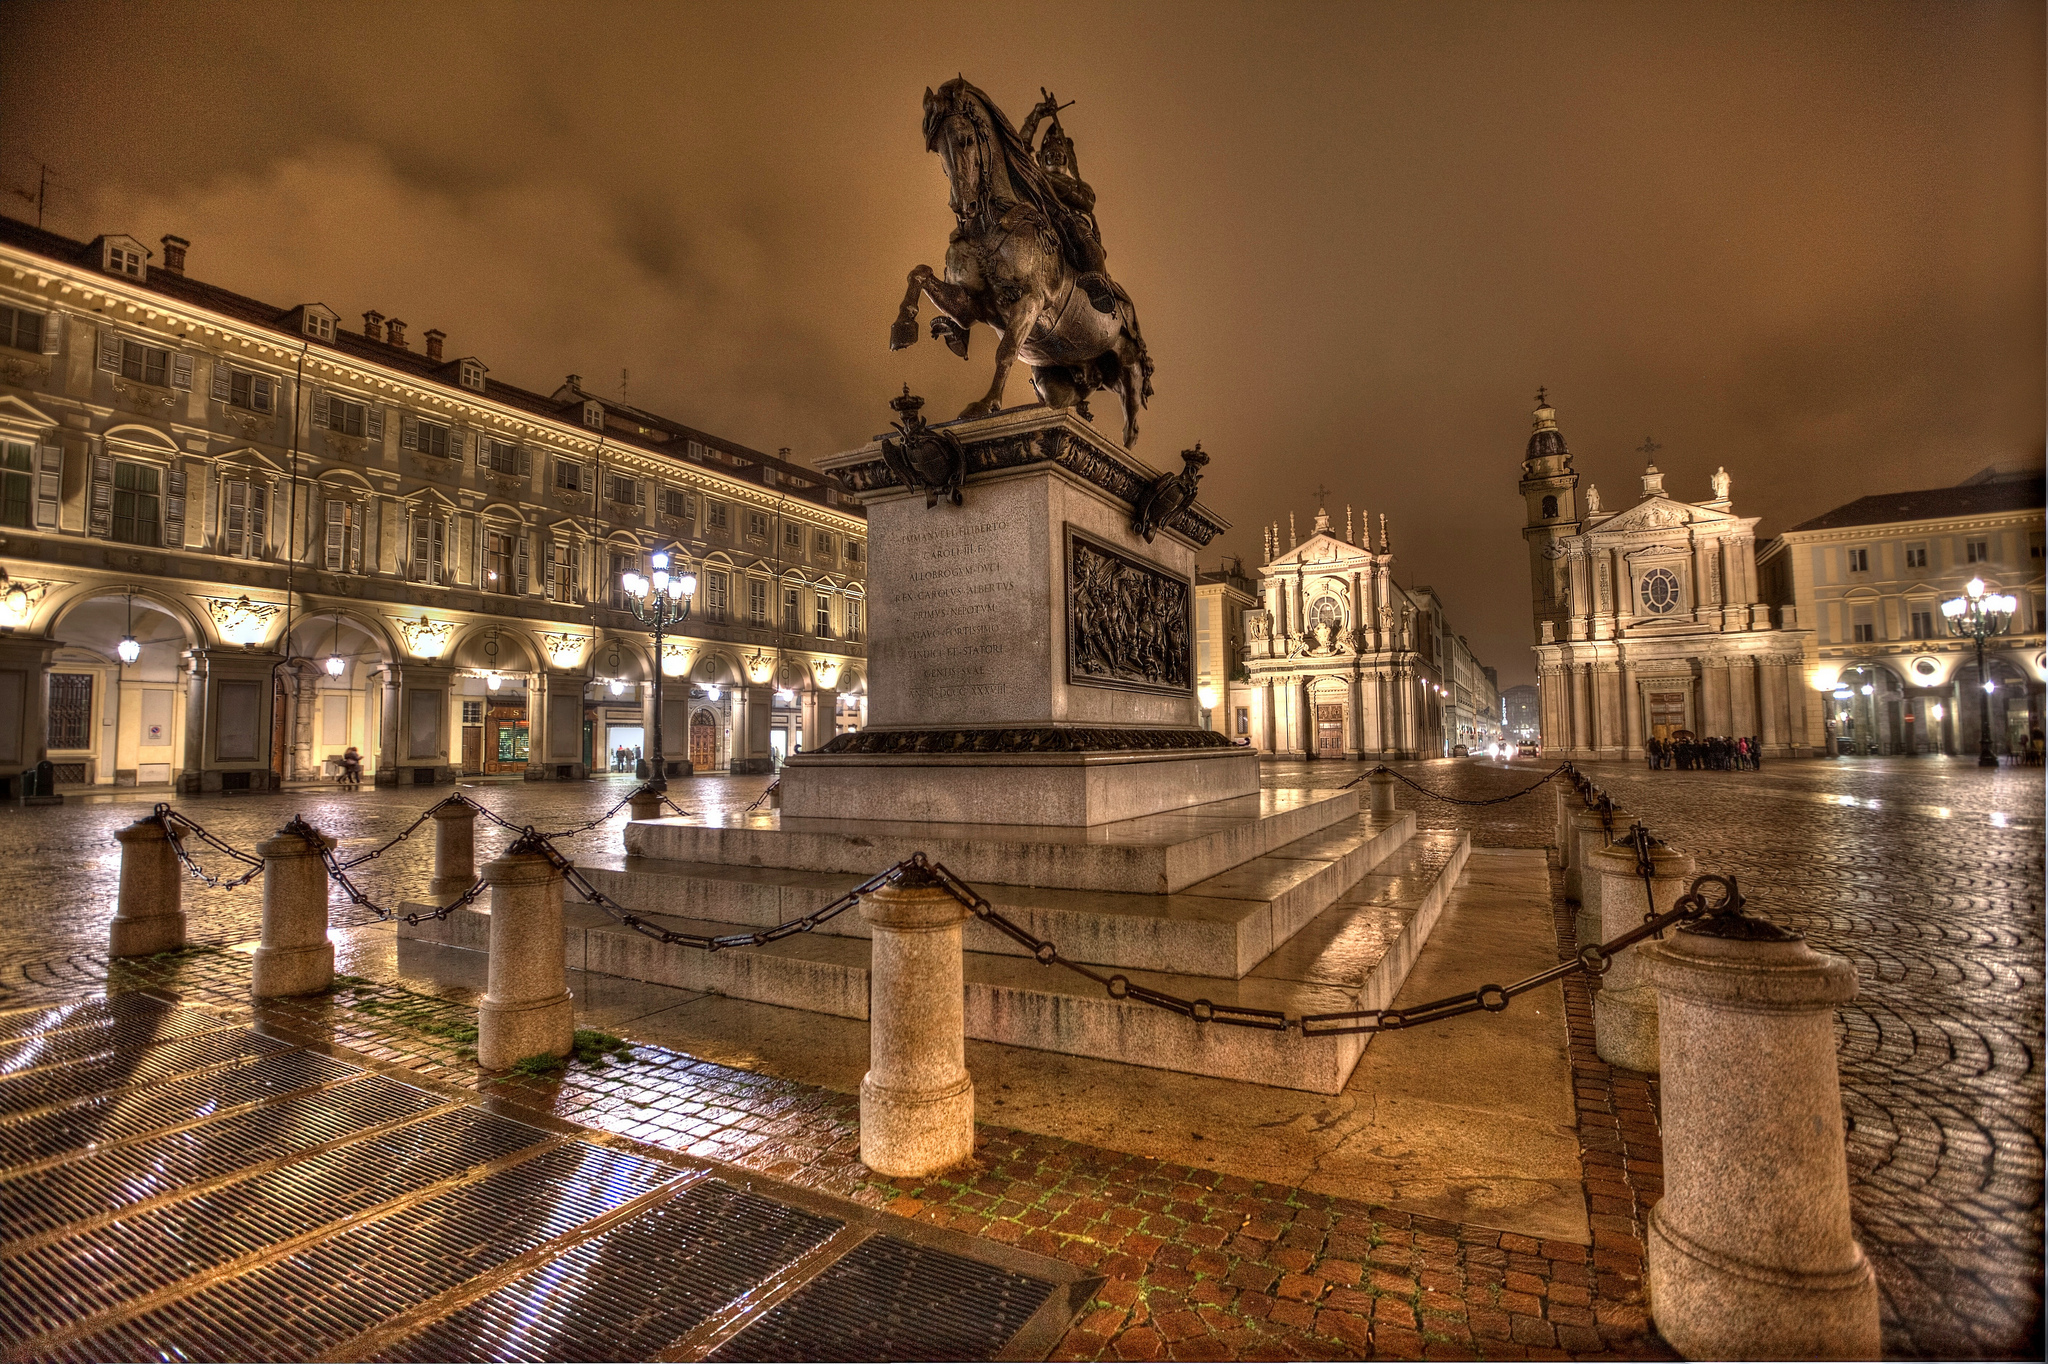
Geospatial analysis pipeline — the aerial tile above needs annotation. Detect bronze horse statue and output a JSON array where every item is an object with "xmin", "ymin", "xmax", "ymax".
[{"xmin": 889, "ymin": 78, "xmax": 1155, "ymax": 447}]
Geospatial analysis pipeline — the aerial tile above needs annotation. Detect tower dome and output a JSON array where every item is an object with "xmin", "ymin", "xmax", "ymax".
[{"xmin": 1526, "ymin": 387, "xmax": 1571, "ymax": 465}]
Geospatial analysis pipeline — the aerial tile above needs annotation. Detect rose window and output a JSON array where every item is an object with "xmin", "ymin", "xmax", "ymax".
[{"xmin": 1639, "ymin": 568, "xmax": 1680, "ymax": 615}]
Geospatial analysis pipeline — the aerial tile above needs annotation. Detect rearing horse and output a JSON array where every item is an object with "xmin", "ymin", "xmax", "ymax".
[{"xmin": 889, "ymin": 78, "xmax": 1154, "ymax": 447}]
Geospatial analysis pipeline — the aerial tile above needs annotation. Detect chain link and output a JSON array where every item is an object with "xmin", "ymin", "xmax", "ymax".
[
  {"xmin": 156, "ymin": 804, "xmax": 265, "ymax": 889},
  {"xmin": 1340, "ymin": 762, "xmax": 1571, "ymax": 805}
]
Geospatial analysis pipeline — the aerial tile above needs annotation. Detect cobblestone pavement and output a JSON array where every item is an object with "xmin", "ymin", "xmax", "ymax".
[{"xmin": 1, "ymin": 758, "xmax": 2039, "ymax": 1359}]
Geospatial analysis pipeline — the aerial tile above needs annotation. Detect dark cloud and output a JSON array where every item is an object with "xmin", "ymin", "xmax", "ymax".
[{"xmin": 2, "ymin": 0, "xmax": 2039, "ymax": 684}]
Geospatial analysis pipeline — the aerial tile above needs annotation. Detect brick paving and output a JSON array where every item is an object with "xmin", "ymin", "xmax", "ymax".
[{"xmin": 1, "ymin": 757, "xmax": 2038, "ymax": 1358}]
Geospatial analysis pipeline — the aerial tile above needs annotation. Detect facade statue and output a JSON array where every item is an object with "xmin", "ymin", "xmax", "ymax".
[
  {"xmin": 1712, "ymin": 466, "xmax": 1732, "ymax": 500},
  {"xmin": 1586, "ymin": 484, "xmax": 1603, "ymax": 515},
  {"xmin": 889, "ymin": 78, "xmax": 1156, "ymax": 447}
]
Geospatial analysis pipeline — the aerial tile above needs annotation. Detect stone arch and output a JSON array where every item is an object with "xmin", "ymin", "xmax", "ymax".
[{"xmin": 449, "ymin": 624, "xmax": 541, "ymax": 675}]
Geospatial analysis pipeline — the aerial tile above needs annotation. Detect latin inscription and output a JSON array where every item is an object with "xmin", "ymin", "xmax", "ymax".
[{"xmin": 885, "ymin": 518, "xmax": 1023, "ymax": 704}]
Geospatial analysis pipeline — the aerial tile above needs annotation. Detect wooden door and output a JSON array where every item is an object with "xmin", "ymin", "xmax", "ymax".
[
  {"xmin": 462, "ymin": 727, "xmax": 482, "ymax": 774},
  {"xmin": 689, "ymin": 710, "xmax": 717, "ymax": 771},
  {"xmin": 1315, "ymin": 703, "xmax": 1345, "ymax": 757}
]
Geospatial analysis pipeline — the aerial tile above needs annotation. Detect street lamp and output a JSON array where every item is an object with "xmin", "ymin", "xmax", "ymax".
[
  {"xmin": 1942, "ymin": 577, "xmax": 2017, "ymax": 767},
  {"xmin": 325, "ymin": 615, "xmax": 346, "ymax": 678},
  {"xmin": 621, "ymin": 551, "xmax": 696, "ymax": 789},
  {"xmin": 115, "ymin": 590, "xmax": 141, "ymax": 665}
]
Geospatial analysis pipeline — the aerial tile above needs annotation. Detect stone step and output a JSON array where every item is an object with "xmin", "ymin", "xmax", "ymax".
[
  {"xmin": 618, "ymin": 786, "xmax": 1361, "ymax": 895},
  {"xmin": 398, "ymin": 827, "xmax": 1470, "ymax": 1095},
  {"xmin": 559, "ymin": 810, "xmax": 1415, "ymax": 980}
]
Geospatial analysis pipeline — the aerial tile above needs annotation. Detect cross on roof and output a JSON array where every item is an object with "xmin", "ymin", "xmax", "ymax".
[
  {"xmin": 1313, "ymin": 483, "xmax": 1331, "ymax": 504},
  {"xmin": 1534, "ymin": 386, "xmax": 1548, "ymax": 407},
  {"xmin": 1637, "ymin": 436, "xmax": 1662, "ymax": 460}
]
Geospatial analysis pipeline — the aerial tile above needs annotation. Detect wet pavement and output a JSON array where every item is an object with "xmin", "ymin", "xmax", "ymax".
[{"xmin": 0, "ymin": 756, "xmax": 2039, "ymax": 1359}]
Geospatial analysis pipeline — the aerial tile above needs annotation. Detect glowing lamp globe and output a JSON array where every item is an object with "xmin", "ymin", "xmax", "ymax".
[
  {"xmin": 325, "ymin": 653, "xmax": 346, "ymax": 678},
  {"xmin": 487, "ymin": 672, "xmax": 502, "ymax": 692},
  {"xmin": 115, "ymin": 635, "xmax": 141, "ymax": 665},
  {"xmin": 1198, "ymin": 684, "xmax": 1218, "ymax": 710}
]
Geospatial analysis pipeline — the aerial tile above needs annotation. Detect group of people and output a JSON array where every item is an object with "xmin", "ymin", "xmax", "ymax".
[
  {"xmin": 611, "ymin": 745, "xmax": 644, "ymax": 773},
  {"xmin": 1644, "ymin": 734, "xmax": 1762, "ymax": 771}
]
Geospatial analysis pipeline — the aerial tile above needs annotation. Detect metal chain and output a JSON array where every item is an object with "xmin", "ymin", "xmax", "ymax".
[
  {"xmin": 1341, "ymin": 762, "xmax": 1571, "ymax": 805},
  {"xmin": 156, "ymin": 805, "xmax": 265, "ymax": 889},
  {"xmin": 740, "ymin": 780, "xmax": 780, "ymax": 815}
]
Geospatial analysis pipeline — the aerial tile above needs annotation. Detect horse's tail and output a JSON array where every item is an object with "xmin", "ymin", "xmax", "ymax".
[{"xmin": 1115, "ymin": 286, "xmax": 1155, "ymax": 408}]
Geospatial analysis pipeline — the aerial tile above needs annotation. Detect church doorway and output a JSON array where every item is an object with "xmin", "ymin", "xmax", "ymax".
[
  {"xmin": 1645, "ymin": 687, "xmax": 1689, "ymax": 743},
  {"xmin": 1315, "ymin": 703, "xmax": 1345, "ymax": 757},
  {"xmin": 689, "ymin": 709, "xmax": 718, "ymax": 771}
]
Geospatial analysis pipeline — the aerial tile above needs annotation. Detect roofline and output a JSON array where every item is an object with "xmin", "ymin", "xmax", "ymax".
[
  {"xmin": 0, "ymin": 218, "xmax": 866, "ymax": 532},
  {"xmin": 1777, "ymin": 506, "xmax": 2044, "ymax": 540}
]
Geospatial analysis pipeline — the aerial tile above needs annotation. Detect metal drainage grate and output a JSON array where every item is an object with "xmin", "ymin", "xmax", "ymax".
[
  {"xmin": 0, "ymin": 1070, "xmax": 443, "ymax": 1241},
  {"xmin": 52, "ymin": 1141, "xmax": 678, "ymax": 1364},
  {"xmin": 0, "ymin": 1027, "xmax": 289, "ymax": 1116},
  {"xmin": 0, "ymin": 995, "xmax": 175, "ymax": 1041},
  {"xmin": 0, "ymin": 1004, "xmax": 228, "ymax": 1075},
  {"xmin": 380, "ymin": 1177, "xmax": 845, "ymax": 1362},
  {"xmin": 709, "ymin": 1235, "xmax": 1059, "ymax": 1363},
  {"xmin": 0, "ymin": 1050, "xmax": 358, "ymax": 1163},
  {"xmin": 0, "ymin": 1105, "xmax": 550, "ymax": 1343}
]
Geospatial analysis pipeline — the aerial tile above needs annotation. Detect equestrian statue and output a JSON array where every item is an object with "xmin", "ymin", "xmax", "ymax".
[{"xmin": 889, "ymin": 79, "xmax": 1155, "ymax": 448}]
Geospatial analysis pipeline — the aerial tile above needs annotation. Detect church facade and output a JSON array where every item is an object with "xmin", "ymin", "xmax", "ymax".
[
  {"xmin": 1243, "ymin": 506, "xmax": 1480, "ymax": 759},
  {"xmin": 1519, "ymin": 395, "xmax": 1817, "ymax": 759}
]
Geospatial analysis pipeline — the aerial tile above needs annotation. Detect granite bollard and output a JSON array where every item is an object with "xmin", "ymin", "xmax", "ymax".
[
  {"xmin": 1553, "ymin": 779, "xmax": 1574, "ymax": 869},
  {"xmin": 252, "ymin": 823, "xmax": 336, "ymax": 998},
  {"xmin": 1366, "ymin": 769, "xmax": 1398, "ymax": 816},
  {"xmin": 859, "ymin": 865, "xmax": 976, "ymax": 1177},
  {"xmin": 1563, "ymin": 803, "xmax": 1609, "ymax": 905},
  {"xmin": 1589, "ymin": 834, "xmax": 1696, "ymax": 1073},
  {"xmin": 628, "ymin": 787, "xmax": 664, "ymax": 823},
  {"xmin": 477, "ymin": 844, "xmax": 575, "ymax": 1070},
  {"xmin": 1574, "ymin": 802, "xmax": 1629, "ymax": 949},
  {"xmin": 109, "ymin": 816, "xmax": 186, "ymax": 957},
  {"xmin": 428, "ymin": 800, "xmax": 477, "ymax": 894},
  {"xmin": 1645, "ymin": 919, "xmax": 1879, "ymax": 1359}
]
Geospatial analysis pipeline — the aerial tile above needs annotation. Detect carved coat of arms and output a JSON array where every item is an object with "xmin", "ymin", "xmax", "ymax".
[{"xmin": 877, "ymin": 387, "xmax": 966, "ymax": 508}]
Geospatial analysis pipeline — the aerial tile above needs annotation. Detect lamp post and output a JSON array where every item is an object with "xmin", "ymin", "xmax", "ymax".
[
  {"xmin": 1942, "ymin": 577, "xmax": 2017, "ymax": 768},
  {"xmin": 621, "ymin": 551, "xmax": 696, "ymax": 790}
]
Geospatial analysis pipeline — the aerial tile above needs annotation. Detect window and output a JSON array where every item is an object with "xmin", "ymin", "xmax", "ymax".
[
  {"xmin": 703, "ymin": 569, "xmax": 729, "ymax": 621},
  {"xmin": 323, "ymin": 499, "xmax": 359, "ymax": 573},
  {"xmin": 2031, "ymin": 532, "xmax": 2044, "ymax": 560},
  {"xmin": 1638, "ymin": 567, "xmax": 1680, "ymax": 615},
  {"xmin": 814, "ymin": 595, "xmax": 831, "ymax": 637},
  {"xmin": 706, "ymin": 500, "xmax": 728, "ymax": 531},
  {"xmin": 480, "ymin": 437, "xmax": 519, "ymax": 475},
  {"xmin": 814, "ymin": 529, "xmax": 833, "ymax": 557},
  {"xmin": 106, "ymin": 244, "xmax": 144, "ymax": 278},
  {"xmin": 48, "ymin": 674, "xmax": 93, "ymax": 749},
  {"xmin": 582, "ymin": 401, "xmax": 603, "ymax": 429},
  {"xmin": 410, "ymin": 512, "xmax": 446, "ymax": 584},
  {"xmin": 0, "ymin": 305, "xmax": 45, "ymax": 352},
  {"xmin": 459, "ymin": 359, "xmax": 485, "ymax": 391},
  {"xmin": 1846, "ymin": 548, "xmax": 1869, "ymax": 573},
  {"xmin": 609, "ymin": 552, "xmax": 638, "ymax": 611},
  {"xmin": 111, "ymin": 460, "xmax": 161, "ymax": 546},
  {"xmin": 324, "ymin": 395, "xmax": 367, "ymax": 437},
  {"xmin": 1904, "ymin": 545, "xmax": 1927, "ymax": 569},
  {"xmin": 555, "ymin": 461, "xmax": 583, "ymax": 492},
  {"xmin": 1910, "ymin": 609, "xmax": 1935, "ymax": 639},
  {"xmin": 1235, "ymin": 705, "xmax": 1250, "ymax": 737},
  {"xmin": 1852, "ymin": 622, "xmax": 1876, "ymax": 643},
  {"xmin": 748, "ymin": 578, "xmax": 768, "ymax": 624},
  {"xmin": 302, "ymin": 312, "xmax": 334, "ymax": 341},
  {"xmin": 1, "ymin": 441, "xmax": 29, "ymax": 528},
  {"xmin": 485, "ymin": 532, "xmax": 517, "ymax": 594},
  {"xmin": 545, "ymin": 540, "xmax": 580, "ymax": 603},
  {"xmin": 846, "ymin": 540, "xmax": 863, "ymax": 567},
  {"xmin": 230, "ymin": 369, "xmax": 276, "ymax": 413},
  {"xmin": 782, "ymin": 585, "xmax": 801, "ymax": 632},
  {"xmin": 606, "ymin": 472, "xmax": 640, "ymax": 504},
  {"xmin": 1540, "ymin": 494, "xmax": 1558, "ymax": 519},
  {"xmin": 783, "ymin": 521, "xmax": 802, "ymax": 551},
  {"xmin": 463, "ymin": 700, "xmax": 483, "ymax": 726},
  {"xmin": 661, "ymin": 488, "xmax": 690, "ymax": 519},
  {"xmin": 1966, "ymin": 540, "xmax": 1990, "ymax": 564},
  {"xmin": 222, "ymin": 480, "xmax": 268, "ymax": 558},
  {"xmin": 844, "ymin": 596, "xmax": 862, "ymax": 640},
  {"xmin": 747, "ymin": 511, "xmax": 768, "ymax": 539},
  {"xmin": 412, "ymin": 418, "xmax": 450, "ymax": 457},
  {"xmin": 120, "ymin": 339, "xmax": 169, "ymax": 387}
]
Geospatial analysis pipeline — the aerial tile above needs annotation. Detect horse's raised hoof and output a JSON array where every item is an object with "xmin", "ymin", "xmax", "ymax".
[
  {"xmin": 932, "ymin": 317, "xmax": 971, "ymax": 359},
  {"xmin": 888, "ymin": 317, "xmax": 919, "ymax": 351}
]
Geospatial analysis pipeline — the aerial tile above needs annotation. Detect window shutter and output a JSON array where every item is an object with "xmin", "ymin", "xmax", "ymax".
[
  {"xmin": 543, "ymin": 540, "xmax": 557, "ymax": 595},
  {"xmin": 447, "ymin": 426, "xmax": 463, "ymax": 460},
  {"xmin": 400, "ymin": 415, "xmax": 418, "ymax": 450},
  {"xmin": 164, "ymin": 467, "xmax": 186, "ymax": 547},
  {"xmin": 517, "ymin": 445, "xmax": 530, "ymax": 476},
  {"xmin": 34, "ymin": 442, "xmax": 61, "ymax": 528},
  {"xmin": 98, "ymin": 330, "xmax": 121, "ymax": 372},
  {"xmin": 346, "ymin": 503, "xmax": 361, "ymax": 573},
  {"xmin": 212, "ymin": 360, "xmax": 233, "ymax": 402},
  {"xmin": 633, "ymin": 477, "xmax": 645, "ymax": 508},
  {"xmin": 39, "ymin": 311, "xmax": 61, "ymax": 355},
  {"xmin": 516, "ymin": 535, "xmax": 530, "ymax": 595},
  {"xmin": 475, "ymin": 432, "xmax": 489, "ymax": 468},
  {"xmin": 430, "ymin": 517, "xmax": 445, "ymax": 583},
  {"xmin": 223, "ymin": 480, "xmax": 247, "ymax": 557},
  {"xmin": 411, "ymin": 511, "xmax": 426, "ymax": 580},
  {"xmin": 87, "ymin": 452, "xmax": 113, "ymax": 537},
  {"xmin": 248, "ymin": 483, "xmax": 268, "ymax": 558},
  {"xmin": 170, "ymin": 353, "xmax": 193, "ymax": 390},
  {"xmin": 253, "ymin": 377, "xmax": 273, "ymax": 413},
  {"xmin": 325, "ymin": 500, "xmax": 344, "ymax": 571},
  {"xmin": 367, "ymin": 405, "xmax": 384, "ymax": 440}
]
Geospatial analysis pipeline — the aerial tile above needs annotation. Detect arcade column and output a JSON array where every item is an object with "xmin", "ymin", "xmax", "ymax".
[{"xmin": 178, "ymin": 646, "xmax": 283, "ymax": 794}]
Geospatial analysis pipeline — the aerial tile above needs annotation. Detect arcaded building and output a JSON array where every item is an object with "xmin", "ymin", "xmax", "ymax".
[{"xmin": 1518, "ymin": 394, "xmax": 1817, "ymax": 759}]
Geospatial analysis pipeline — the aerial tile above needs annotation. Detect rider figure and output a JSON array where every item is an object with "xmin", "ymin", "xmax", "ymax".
[{"xmin": 1020, "ymin": 92, "xmax": 1117, "ymax": 314}]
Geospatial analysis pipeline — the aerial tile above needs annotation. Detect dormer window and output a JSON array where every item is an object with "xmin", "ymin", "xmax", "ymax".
[
  {"xmin": 104, "ymin": 242, "xmax": 146, "ymax": 278},
  {"xmin": 304, "ymin": 313, "xmax": 334, "ymax": 341},
  {"xmin": 459, "ymin": 359, "xmax": 486, "ymax": 392},
  {"xmin": 582, "ymin": 400, "xmax": 603, "ymax": 429}
]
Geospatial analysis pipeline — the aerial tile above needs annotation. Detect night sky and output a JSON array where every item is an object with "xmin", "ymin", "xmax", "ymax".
[{"xmin": 4, "ymin": 2, "xmax": 2040, "ymax": 685}]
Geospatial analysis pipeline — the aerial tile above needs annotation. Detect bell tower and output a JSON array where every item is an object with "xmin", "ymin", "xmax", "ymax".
[{"xmin": 1518, "ymin": 388, "xmax": 1578, "ymax": 643}]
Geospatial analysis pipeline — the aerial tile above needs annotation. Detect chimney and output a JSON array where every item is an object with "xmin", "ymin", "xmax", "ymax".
[
  {"xmin": 566, "ymin": 374, "xmax": 582, "ymax": 389},
  {"xmin": 424, "ymin": 329, "xmax": 445, "ymax": 362},
  {"xmin": 159, "ymin": 235, "xmax": 189, "ymax": 275},
  {"xmin": 362, "ymin": 311, "xmax": 384, "ymax": 343},
  {"xmin": 385, "ymin": 318, "xmax": 407, "ymax": 349}
]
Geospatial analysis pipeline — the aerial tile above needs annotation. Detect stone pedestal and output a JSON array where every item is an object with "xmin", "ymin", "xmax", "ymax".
[
  {"xmin": 859, "ymin": 867, "xmax": 976, "ymax": 1177},
  {"xmin": 1563, "ymin": 805, "xmax": 1608, "ymax": 905},
  {"xmin": 252, "ymin": 825, "xmax": 336, "ymax": 998},
  {"xmin": 109, "ymin": 817, "xmax": 185, "ymax": 957},
  {"xmin": 1573, "ymin": 805, "xmax": 1629, "ymax": 949},
  {"xmin": 1590, "ymin": 837, "xmax": 1696, "ymax": 1074},
  {"xmin": 1553, "ymin": 780, "xmax": 1575, "ymax": 869},
  {"xmin": 628, "ymin": 789, "xmax": 664, "ymax": 823},
  {"xmin": 1645, "ymin": 923, "xmax": 1879, "ymax": 1359},
  {"xmin": 477, "ymin": 847, "xmax": 574, "ymax": 1070},
  {"xmin": 429, "ymin": 801, "xmax": 477, "ymax": 894},
  {"xmin": 785, "ymin": 406, "xmax": 1250, "ymax": 828},
  {"xmin": 1367, "ymin": 769, "xmax": 1398, "ymax": 815}
]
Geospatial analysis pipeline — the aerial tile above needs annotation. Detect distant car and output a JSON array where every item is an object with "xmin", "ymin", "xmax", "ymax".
[{"xmin": 1452, "ymin": 744, "xmax": 1469, "ymax": 757}]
